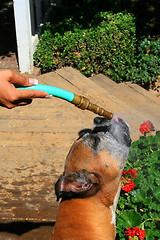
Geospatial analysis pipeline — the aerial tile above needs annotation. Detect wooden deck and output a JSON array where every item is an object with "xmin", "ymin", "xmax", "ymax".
[{"xmin": 0, "ymin": 67, "xmax": 159, "ymax": 224}]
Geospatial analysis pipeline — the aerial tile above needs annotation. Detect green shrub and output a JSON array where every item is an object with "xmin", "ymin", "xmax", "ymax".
[
  {"xmin": 34, "ymin": 29, "xmax": 54, "ymax": 72},
  {"xmin": 34, "ymin": 9, "xmax": 159, "ymax": 87},
  {"xmin": 130, "ymin": 38, "xmax": 160, "ymax": 88},
  {"xmin": 34, "ymin": 12, "xmax": 136, "ymax": 82},
  {"xmin": 116, "ymin": 133, "xmax": 160, "ymax": 239}
]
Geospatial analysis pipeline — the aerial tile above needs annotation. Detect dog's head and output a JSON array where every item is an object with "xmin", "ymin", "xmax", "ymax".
[{"xmin": 55, "ymin": 115, "xmax": 131, "ymax": 202}]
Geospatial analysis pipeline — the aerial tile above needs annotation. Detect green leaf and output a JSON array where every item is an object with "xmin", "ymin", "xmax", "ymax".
[
  {"xmin": 152, "ymin": 187, "xmax": 160, "ymax": 201},
  {"xmin": 117, "ymin": 209, "xmax": 142, "ymax": 227},
  {"xmin": 143, "ymin": 196, "xmax": 153, "ymax": 205},
  {"xmin": 146, "ymin": 229, "xmax": 159, "ymax": 239},
  {"xmin": 155, "ymin": 177, "xmax": 160, "ymax": 185},
  {"xmin": 131, "ymin": 189, "xmax": 146, "ymax": 203},
  {"xmin": 145, "ymin": 221, "xmax": 156, "ymax": 229}
]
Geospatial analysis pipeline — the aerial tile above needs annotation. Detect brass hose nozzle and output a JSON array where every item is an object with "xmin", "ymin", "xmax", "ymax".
[{"xmin": 72, "ymin": 94, "xmax": 113, "ymax": 120}]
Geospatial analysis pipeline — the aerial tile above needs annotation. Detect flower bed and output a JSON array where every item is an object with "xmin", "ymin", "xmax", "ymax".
[{"xmin": 116, "ymin": 122, "xmax": 160, "ymax": 240}]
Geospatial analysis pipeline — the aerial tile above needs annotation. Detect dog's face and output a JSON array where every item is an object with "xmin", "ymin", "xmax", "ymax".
[{"xmin": 55, "ymin": 115, "xmax": 131, "ymax": 202}]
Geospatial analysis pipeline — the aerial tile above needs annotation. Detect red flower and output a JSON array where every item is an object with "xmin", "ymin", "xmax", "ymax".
[
  {"xmin": 127, "ymin": 169, "xmax": 137, "ymax": 179},
  {"xmin": 122, "ymin": 180, "xmax": 136, "ymax": 192},
  {"xmin": 122, "ymin": 170, "xmax": 128, "ymax": 175},
  {"xmin": 122, "ymin": 169, "xmax": 137, "ymax": 192},
  {"xmin": 122, "ymin": 169, "xmax": 137, "ymax": 179},
  {"xmin": 125, "ymin": 227, "xmax": 146, "ymax": 240},
  {"xmin": 139, "ymin": 121, "xmax": 155, "ymax": 134},
  {"xmin": 125, "ymin": 227, "xmax": 136, "ymax": 237}
]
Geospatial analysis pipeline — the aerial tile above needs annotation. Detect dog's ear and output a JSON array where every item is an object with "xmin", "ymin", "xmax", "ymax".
[{"xmin": 55, "ymin": 170, "xmax": 100, "ymax": 201}]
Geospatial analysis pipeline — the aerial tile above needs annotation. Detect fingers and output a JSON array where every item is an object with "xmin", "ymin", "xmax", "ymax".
[
  {"xmin": 3, "ymin": 70, "xmax": 38, "ymax": 87},
  {"xmin": 9, "ymin": 71, "xmax": 51, "ymax": 98},
  {"xmin": 0, "ymin": 70, "xmax": 52, "ymax": 109},
  {"xmin": 5, "ymin": 71, "xmax": 50, "ymax": 98},
  {"xmin": 15, "ymin": 89, "xmax": 50, "ymax": 99},
  {"xmin": 3, "ymin": 89, "xmax": 50, "ymax": 108}
]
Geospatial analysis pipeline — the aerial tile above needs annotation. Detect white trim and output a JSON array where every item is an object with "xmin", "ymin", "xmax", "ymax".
[
  {"xmin": 13, "ymin": 0, "xmax": 55, "ymax": 73},
  {"xmin": 13, "ymin": 0, "xmax": 34, "ymax": 73}
]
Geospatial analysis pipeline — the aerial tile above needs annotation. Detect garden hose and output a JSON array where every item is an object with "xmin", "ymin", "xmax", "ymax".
[{"xmin": 17, "ymin": 84, "xmax": 113, "ymax": 119}]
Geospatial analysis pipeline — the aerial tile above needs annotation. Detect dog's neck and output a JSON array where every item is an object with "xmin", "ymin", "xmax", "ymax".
[
  {"xmin": 51, "ymin": 198, "xmax": 115, "ymax": 240},
  {"xmin": 51, "ymin": 182, "xmax": 121, "ymax": 240}
]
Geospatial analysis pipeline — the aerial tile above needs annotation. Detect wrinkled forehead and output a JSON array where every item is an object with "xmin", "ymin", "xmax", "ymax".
[
  {"xmin": 66, "ymin": 137, "xmax": 122, "ymax": 173},
  {"xmin": 82, "ymin": 132, "xmax": 113, "ymax": 152},
  {"xmin": 81, "ymin": 132, "xmax": 129, "ymax": 168}
]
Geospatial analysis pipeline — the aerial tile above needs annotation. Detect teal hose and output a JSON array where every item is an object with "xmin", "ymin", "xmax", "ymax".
[
  {"xmin": 17, "ymin": 84, "xmax": 74, "ymax": 102},
  {"xmin": 17, "ymin": 83, "xmax": 113, "ymax": 119}
]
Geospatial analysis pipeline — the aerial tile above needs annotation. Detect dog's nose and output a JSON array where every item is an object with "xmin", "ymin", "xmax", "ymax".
[
  {"xmin": 113, "ymin": 114, "xmax": 119, "ymax": 123},
  {"xmin": 94, "ymin": 117, "xmax": 106, "ymax": 125}
]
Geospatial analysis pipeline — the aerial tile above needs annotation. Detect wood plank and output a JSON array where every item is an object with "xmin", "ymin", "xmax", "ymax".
[
  {"xmin": 56, "ymin": 67, "xmax": 160, "ymax": 138},
  {"xmin": 0, "ymin": 132, "xmax": 76, "ymax": 223},
  {"xmin": 0, "ymin": 67, "xmax": 159, "ymax": 224},
  {"xmin": 0, "ymin": 71, "xmax": 94, "ymax": 223}
]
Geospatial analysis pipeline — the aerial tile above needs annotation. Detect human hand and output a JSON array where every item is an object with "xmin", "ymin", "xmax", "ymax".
[{"xmin": 0, "ymin": 70, "xmax": 50, "ymax": 108}]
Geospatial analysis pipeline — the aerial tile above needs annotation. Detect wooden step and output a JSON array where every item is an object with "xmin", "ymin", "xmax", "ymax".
[
  {"xmin": 0, "ymin": 67, "xmax": 159, "ymax": 224},
  {"xmin": 123, "ymin": 82, "xmax": 159, "ymax": 104},
  {"xmin": 91, "ymin": 74, "xmax": 159, "ymax": 104},
  {"xmin": 56, "ymin": 67, "xmax": 160, "ymax": 137},
  {"xmin": 90, "ymin": 73, "xmax": 159, "ymax": 109},
  {"xmin": 90, "ymin": 73, "xmax": 118, "ymax": 89},
  {"xmin": 89, "ymin": 73, "xmax": 160, "ymax": 127}
]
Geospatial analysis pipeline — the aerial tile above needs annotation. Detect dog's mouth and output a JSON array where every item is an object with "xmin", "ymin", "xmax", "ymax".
[
  {"xmin": 89, "ymin": 115, "xmax": 131, "ymax": 148},
  {"xmin": 90, "ymin": 116, "xmax": 112, "ymax": 136},
  {"xmin": 92, "ymin": 122, "xmax": 111, "ymax": 134}
]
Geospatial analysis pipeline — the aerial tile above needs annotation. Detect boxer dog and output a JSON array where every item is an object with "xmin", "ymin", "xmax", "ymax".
[{"xmin": 51, "ymin": 115, "xmax": 131, "ymax": 240}]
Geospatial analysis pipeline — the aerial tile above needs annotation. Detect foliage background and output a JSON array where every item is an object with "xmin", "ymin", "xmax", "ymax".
[
  {"xmin": 116, "ymin": 133, "xmax": 160, "ymax": 239},
  {"xmin": 34, "ymin": 12, "xmax": 136, "ymax": 82},
  {"xmin": 34, "ymin": 0, "xmax": 160, "ymax": 88}
]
